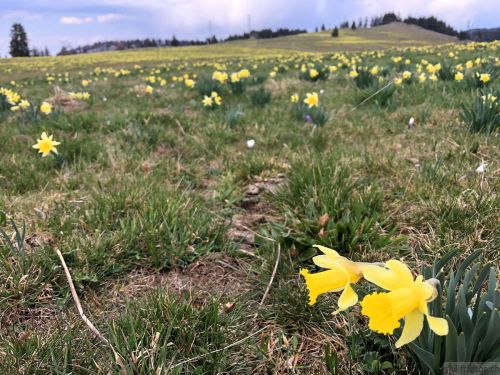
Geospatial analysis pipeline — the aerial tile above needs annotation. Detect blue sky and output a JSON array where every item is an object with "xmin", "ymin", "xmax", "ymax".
[{"xmin": 1, "ymin": 0, "xmax": 499, "ymax": 56}]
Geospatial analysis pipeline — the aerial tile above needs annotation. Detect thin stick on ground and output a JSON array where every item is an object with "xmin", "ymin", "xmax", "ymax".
[
  {"xmin": 55, "ymin": 249, "xmax": 126, "ymax": 374},
  {"xmin": 260, "ymin": 243, "xmax": 281, "ymax": 306},
  {"xmin": 349, "ymin": 81, "xmax": 394, "ymax": 112}
]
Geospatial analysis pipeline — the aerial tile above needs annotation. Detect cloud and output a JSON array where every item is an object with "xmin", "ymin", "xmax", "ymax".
[
  {"xmin": 60, "ymin": 16, "xmax": 93, "ymax": 25},
  {"xmin": 2, "ymin": 10, "xmax": 42, "ymax": 21},
  {"xmin": 97, "ymin": 13, "xmax": 133, "ymax": 23}
]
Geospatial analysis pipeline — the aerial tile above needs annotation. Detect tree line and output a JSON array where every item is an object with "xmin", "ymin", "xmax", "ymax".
[
  {"xmin": 9, "ymin": 23, "xmax": 50, "ymax": 57},
  {"xmin": 225, "ymin": 28, "xmax": 306, "ymax": 42},
  {"xmin": 6, "ymin": 15, "xmax": 500, "ymax": 58}
]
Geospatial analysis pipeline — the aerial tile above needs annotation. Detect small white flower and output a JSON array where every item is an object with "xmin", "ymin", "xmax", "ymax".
[
  {"xmin": 319, "ymin": 89, "xmax": 324, "ymax": 94},
  {"xmin": 476, "ymin": 162, "xmax": 488, "ymax": 174},
  {"xmin": 102, "ymin": 97, "xmax": 107, "ymax": 102},
  {"xmin": 246, "ymin": 139, "xmax": 255, "ymax": 148},
  {"xmin": 408, "ymin": 117, "xmax": 415, "ymax": 128}
]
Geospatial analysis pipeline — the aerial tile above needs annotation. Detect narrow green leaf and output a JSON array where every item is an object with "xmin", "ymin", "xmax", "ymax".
[
  {"xmin": 457, "ymin": 285, "xmax": 474, "ymax": 345},
  {"xmin": 408, "ymin": 342, "xmax": 436, "ymax": 373},
  {"xmin": 445, "ymin": 317, "xmax": 458, "ymax": 363},
  {"xmin": 457, "ymin": 333, "xmax": 467, "ymax": 362},
  {"xmin": 433, "ymin": 249, "xmax": 458, "ymax": 277},
  {"xmin": 456, "ymin": 250, "xmax": 482, "ymax": 280}
]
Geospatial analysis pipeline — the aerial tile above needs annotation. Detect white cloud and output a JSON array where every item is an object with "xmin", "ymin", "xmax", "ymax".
[
  {"xmin": 97, "ymin": 13, "xmax": 133, "ymax": 23},
  {"xmin": 60, "ymin": 16, "xmax": 93, "ymax": 25},
  {"xmin": 2, "ymin": 10, "xmax": 42, "ymax": 21}
]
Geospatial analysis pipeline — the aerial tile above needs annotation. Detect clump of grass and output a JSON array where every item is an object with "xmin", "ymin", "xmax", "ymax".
[
  {"xmin": 110, "ymin": 292, "xmax": 253, "ymax": 374},
  {"xmin": 460, "ymin": 92, "xmax": 499, "ymax": 134},
  {"xmin": 299, "ymin": 64, "xmax": 330, "ymax": 82},
  {"xmin": 196, "ymin": 75, "xmax": 224, "ymax": 97},
  {"xmin": 229, "ymin": 80, "xmax": 246, "ymax": 95},
  {"xmin": 270, "ymin": 158, "xmax": 400, "ymax": 259},
  {"xmin": 354, "ymin": 70, "xmax": 377, "ymax": 89},
  {"xmin": 355, "ymin": 83, "xmax": 396, "ymax": 108},
  {"xmin": 225, "ymin": 105, "xmax": 244, "ymax": 128},
  {"xmin": 437, "ymin": 61, "xmax": 455, "ymax": 81},
  {"xmin": 250, "ymin": 87, "xmax": 272, "ymax": 107},
  {"xmin": 293, "ymin": 102, "xmax": 329, "ymax": 126}
]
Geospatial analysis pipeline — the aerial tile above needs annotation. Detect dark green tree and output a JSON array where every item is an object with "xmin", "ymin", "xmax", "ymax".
[
  {"xmin": 9, "ymin": 23, "xmax": 30, "ymax": 57},
  {"xmin": 351, "ymin": 21, "xmax": 357, "ymax": 30},
  {"xmin": 331, "ymin": 27, "xmax": 339, "ymax": 37}
]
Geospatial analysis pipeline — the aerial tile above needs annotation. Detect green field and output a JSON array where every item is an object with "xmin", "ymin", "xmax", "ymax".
[
  {"xmin": 228, "ymin": 23, "xmax": 458, "ymax": 52},
  {"xmin": 0, "ymin": 30, "xmax": 499, "ymax": 374}
]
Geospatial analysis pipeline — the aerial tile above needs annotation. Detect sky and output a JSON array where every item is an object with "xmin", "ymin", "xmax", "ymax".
[{"xmin": 0, "ymin": 0, "xmax": 499, "ymax": 56}]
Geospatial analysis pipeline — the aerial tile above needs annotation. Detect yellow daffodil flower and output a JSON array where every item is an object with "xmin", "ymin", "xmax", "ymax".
[
  {"xmin": 19, "ymin": 100, "xmax": 30, "ymax": 109},
  {"xmin": 290, "ymin": 93, "xmax": 299, "ymax": 103},
  {"xmin": 349, "ymin": 70, "xmax": 359, "ymax": 78},
  {"xmin": 304, "ymin": 92, "xmax": 319, "ymax": 108},
  {"xmin": 32, "ymin": 132, "xmax": 61, "ymax": 157},
  {"xmin": 454, "ymin": 72, "xmax": 464, "ymax": 81},
  {"xmin": 300, "ymin": 245, "xmax": 365, "ymax": 313},
  {"xmin": 309, "ymin": 69, "xmax": 319, "ymax": 79},
  {"xmin": 210, "ymin": 91, "xmax": 222, "ymax": 105},
  {"xmin": 40, "ymin": 102, "xmax": 52, "ymax": 115},
  {"xmin": 479, "ymin": 73, "xmax": 490, "ymax": 83},
  {"xmin": 361, "ymin": 260, "xmax": 448, "ymax": 348},
  {"xmin": 145, "ymin": 85, "xmax": 153, "ymax": 95},
  {"xmin": 202, "ymin": 95, "xmax": 213, "ymax": 107},
  {"xmin": 237, "ymin": 69, "xmax": 250, "ymax": 79}
]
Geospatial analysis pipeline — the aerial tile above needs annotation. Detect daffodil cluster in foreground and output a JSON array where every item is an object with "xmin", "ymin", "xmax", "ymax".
[{"xmin": 300, "ymin": 246, "xmax": 448, "ymax": 348}]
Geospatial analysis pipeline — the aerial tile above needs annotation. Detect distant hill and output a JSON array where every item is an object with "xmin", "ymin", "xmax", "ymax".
[
  {"xmin": 226, "ymin": 23, "xmax": 457, "ymax": 52},
  {"xmin": 464, "ymin": 28, "xmax": 500, "ymax": 42}
]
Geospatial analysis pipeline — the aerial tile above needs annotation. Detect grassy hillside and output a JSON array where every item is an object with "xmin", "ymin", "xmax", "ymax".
[
  {"xmin": 1, "ymin": 23, "xmax": 459, "ymax": 80},
  {"xmin": 228, "ymin": 22, "xmax": 458, "ymax": 52}
]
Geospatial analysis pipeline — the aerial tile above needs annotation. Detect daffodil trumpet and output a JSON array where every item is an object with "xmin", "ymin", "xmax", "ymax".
[{"xmin": 360, "ymin": 260, "xmax": 448, "ymax": 348}]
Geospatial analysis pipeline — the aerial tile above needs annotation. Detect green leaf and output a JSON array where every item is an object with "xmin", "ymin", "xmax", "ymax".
[
  {"xmin": 456, "ymin": 250, "xmax": 482, "ymax": 280},
  {"xmin": 487, "ymin": 268, "xmax": 497, "ymax": 304},
  {"xmin": 433, "ymin": 249, "xmax": 458, "ymax": 277},
  {"xmin": 457, "ymin": 333, "xmax": 467, "ymax": 362},
  {"xmin": 445, "ymin": 317, "xmax": 458, "ymax": 363},
  {"xmin": 408, "ymin": 342, "xmax": 436, "ymax": 373},
  {"xmin": 457, "ymin": 285, "xmax": 473, "ymax": 346},
  {"xmin": 475, "ymin": 308, "xmax": 500, "ymax": 360},
  {"xmin": 446, "ymin": 272, "xmax": 457, "ymax": 317}
]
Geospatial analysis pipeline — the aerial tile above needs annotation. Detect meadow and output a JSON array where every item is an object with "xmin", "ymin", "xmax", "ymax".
[{"xmin": 0, "ymin": 31, "xmax": 499, "ymax": 374}]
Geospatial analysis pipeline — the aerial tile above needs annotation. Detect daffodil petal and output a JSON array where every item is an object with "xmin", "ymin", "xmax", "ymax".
[
  {"xmin": 362, "ymin": 265, "xmax": 401, "ymax": 291},
  {"xmin": 300, "ymin": 268, "xmax": 349, "ymax": 305},
  {"xmin": 396, "ymin": 309, "xmax": 423, "ymax": 348},
  {"xmin": 426, "ymin": 315, "xmax": 448, "ymax": 336},
  {"xmin": 313, "ymin": 245, "xmax": 340, "ymax": 259},
  {"xmin": 312, "ymin": 255, "xmax": 337, "ymax": 269},
  {"xmin": 333, "ymin": 283, "xmax": 358, "ymax": 314},
  {"xmin": 386, "ymin": 260, "xmax": 414, "ymax": 286}
]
